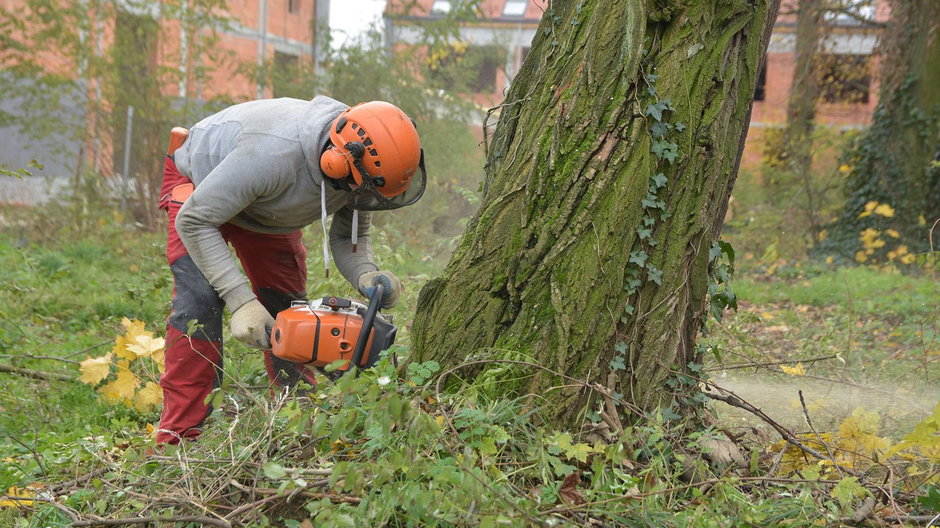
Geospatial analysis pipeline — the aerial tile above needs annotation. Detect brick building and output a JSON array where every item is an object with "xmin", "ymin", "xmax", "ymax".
[
  {"xmin": 384, "ymin": 0, "xmax": 888, "ymax": 166},
  {"xmin": 0, "ymin": 0, "xmax": 330, "ymax": 202}
]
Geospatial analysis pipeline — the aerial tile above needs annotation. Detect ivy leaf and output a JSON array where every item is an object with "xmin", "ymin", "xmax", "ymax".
[
  {"xmin": 615, "ymin": 342, "xmax": 628, "ymax": 354},
  {"xmin": 628, "ymin": 250, "xmax": 648, "ymax": 268},
  {"xmin": 651, "ymin": 173, "xmax": 667, "ymax": 189},
  {"xmin": 645, "ymin": 103, "xmax": 663, "ymax": 122},
  {"xmin": 637, "ymin": 227, "xmax": 652, "ymax": 240},
  {"xmin": 643, "ymin": 215, "xmax": 656, "ymax": 226},
  {"xmin": 647, "ymin": 266, "xmax": 663, "ymax": 285},
  {"xmin": 674, "ymin": 122, "xmax": 686, "ymax": 132},
  {"xmin": 624, "ymin": 278, "xmax": 641, "ymax": 291},
  {"xmin": 610, "ymin": 355, "xmax": 626, "ymax": 371},
  {"xmin": 650, "ymin": 121, "xmax": 669, "ymax": 139},
  {"xmin": 648, "ymin": 239, "xmax": 659, "ymax": 247},
  {"xmin": 623, "ymin": 305, "xmax": 635, "ymax": 316},
  {"xmin": 641, "ymin": 193, "xmax": 660, "ymax": 209}
]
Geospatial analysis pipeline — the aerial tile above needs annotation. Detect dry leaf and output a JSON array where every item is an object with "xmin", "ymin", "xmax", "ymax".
[
  {"xmin": 558, "ymin": 471, "xmax": 585, "ymax": 506},
  {"xmin": 126, "ymin": 335, "xmax": 165, "ymax": 359},
  {"xmin": 133, "ymin": 381, "xmax": 163, "ymax": 412},
  {"xmin": 0, "ymin": 486, "xmax": 34, "ymax": 508},
  {"xmin": 780, "ymin": 362, "xmax": 806, "ymax": 377},
  {"xmin": 78, "ymin": 353, "xmax": 113, "ymax": 385},
  {"xmin": 99, "ymin": 361, "xmax": 140, "ymax": 402}
]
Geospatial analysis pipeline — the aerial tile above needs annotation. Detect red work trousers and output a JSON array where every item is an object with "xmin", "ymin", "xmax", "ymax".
[{"xmin": 157, "ymin": 156, "xmax": 315, "ymax": 444}]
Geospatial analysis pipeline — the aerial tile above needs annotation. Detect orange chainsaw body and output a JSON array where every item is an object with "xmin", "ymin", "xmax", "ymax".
[{"xmin": 271, "ymin": 296, "xmax": 396, "ymax": 371}]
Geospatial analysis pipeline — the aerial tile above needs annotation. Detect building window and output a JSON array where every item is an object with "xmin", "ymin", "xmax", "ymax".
[
  {"xmin": 431, "ymin": 0, "xmax": 451, "ymax": 14},
  {"xmin": 503, "ymin": 0, "xmax": 527, "ymax": 16},
  {"xmin": 753, "ymin": 57, "xmax": 767, "ymax": 101},
  {"xmin": 817, "ymin": 54, "xmax": 871, "ymax": 104},
  {"xmin": 288, "ymin": 0, "xmax": 300, "ymax": 14}
]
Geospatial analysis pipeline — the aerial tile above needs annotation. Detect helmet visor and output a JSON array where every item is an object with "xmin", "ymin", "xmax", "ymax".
[{"xmin": 346, "ymin": 149, "xmax": 427, "ymax": 211}]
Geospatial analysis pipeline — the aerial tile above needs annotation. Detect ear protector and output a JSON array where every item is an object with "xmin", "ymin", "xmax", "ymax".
[{"xmin": 320, "ymin": 142, "xmax": 358, "ymax": 181}]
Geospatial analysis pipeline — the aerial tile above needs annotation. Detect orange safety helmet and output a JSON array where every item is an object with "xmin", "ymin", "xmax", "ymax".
[{"xmin": 319, "ymin": 101, "xmax": 426, "ymax": 210}]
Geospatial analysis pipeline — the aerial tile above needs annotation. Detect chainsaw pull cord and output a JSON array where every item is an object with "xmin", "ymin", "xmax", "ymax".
[
  {"xmin": 320, "ymin": 180, "xmax": 330, "ymax": 277},
  {"xmin": 348, "ymin": 281, "xmax": 383, "ymax": 377}
]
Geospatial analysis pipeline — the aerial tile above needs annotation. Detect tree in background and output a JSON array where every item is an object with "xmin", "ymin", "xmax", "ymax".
[
  {"xmin": 0, "ymin": 0, "xmax": 230, "ymax": 229},
  {"xmin": 413, "ymin": 0, "xmax": 780, "ymax": 429},
  {"xmin": 820, "ymin": 0, "xmax": 940, "ymax": 264}
]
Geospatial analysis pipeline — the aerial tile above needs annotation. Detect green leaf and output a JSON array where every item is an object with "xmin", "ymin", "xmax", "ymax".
[
  {"xmin": 637, "ymin": 227, "xmax": 652, "ymax": 239},
  {"xmin": 645, "ymin": 102, "xmax": 663, "ymax": 121},
  {"xmin": 651, "ymin": 172, "xmax": 667, "ymax": 189},
  {"xmin": 263, "ymin": 461, "xmax": 287, "ymax": 479},
  {"xmin": 831, "ymin": 477, "xmax": 867, "ymax": 510},
  {"xmin": 647, "ymin": 266, "xmax": 663, "ymax": 285},
  {"xmin": 615, "ymin": 342, "xmax": 628, "ymax": 353},
  {"xmin": 628, "ymin": 250, "xmax": 648, "ymax": 268},
  {"xmin": 650, "ymin": 121, "xmax": 669, "ymax": 139},
  {"xmin": 611, "ymin": 355, "xmax": 626, "ymax": 371},
  {"xmin": 643, "ymin": 215, "xmax": 656, "ymax": 226},
  {"xmin": 674, "ymin": 122, "xmax": 686, "ymax": 132}
]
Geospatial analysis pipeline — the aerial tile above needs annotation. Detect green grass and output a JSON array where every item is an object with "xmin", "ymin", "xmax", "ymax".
[
  {"xmin": 734, "ymin": 266, "xmax": 939, "ymax": 318},
  {"xmin": 1, "ymin": 210, "xmax": 937, "ymax": 526}
]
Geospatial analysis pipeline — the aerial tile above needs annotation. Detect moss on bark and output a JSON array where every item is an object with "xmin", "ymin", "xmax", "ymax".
[{"xmin": 413, "ymin": 0, "xmax": 780, "ymax": 428}]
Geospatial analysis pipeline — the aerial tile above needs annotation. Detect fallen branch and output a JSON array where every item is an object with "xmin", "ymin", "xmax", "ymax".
[
  {"xmin": 70, "ymin": 515, "xmax": 231, "ymax": 527},
  {"xmin": 799, "ymin": 390, "xmax": 845, "ymax": 479},
  {"xmin": 0, "ymin": 363, "xmax": 71, "ymax": 382},
  {"xmin": 706, "ymin": 354, "xmax": 838, "ymax": 372},
  {"xmin": 703, "ymin": 385, "xmax": 863, "ymax": 478}
]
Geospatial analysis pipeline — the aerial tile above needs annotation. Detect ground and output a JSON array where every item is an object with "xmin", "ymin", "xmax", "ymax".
[{"xmin": 0, "ymin": 192, "xmax": 937, "ymax": 525}]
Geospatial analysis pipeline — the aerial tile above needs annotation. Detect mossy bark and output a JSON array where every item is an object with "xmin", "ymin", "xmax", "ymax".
[{"xmin": 413, "ymin": 0, "xmax": 780, "ymax": 427}]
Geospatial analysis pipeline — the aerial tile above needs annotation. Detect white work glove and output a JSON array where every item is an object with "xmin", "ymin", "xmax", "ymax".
[
  {"xmin": 358, "ymin": 270, "xmax": 402, "ymax": 309},
  {"xmin": 231, "ymin": 299, "xmax": 275, "ymax": 349}
]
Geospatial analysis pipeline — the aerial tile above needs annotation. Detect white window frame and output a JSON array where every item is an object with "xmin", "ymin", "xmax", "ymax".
[
  {"xmin": 431, "ymin": 0, "xmax": 452, "ymax": 14},
  {"xmin": 503, "ymin": 0, "xmax": 527, "ymax": 17}
]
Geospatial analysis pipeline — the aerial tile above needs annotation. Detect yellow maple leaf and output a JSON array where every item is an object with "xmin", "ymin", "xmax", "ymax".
[
  {"xmin": 78, "ymin": 353, "xmax": 113, "ymax": 385},
  {"xmin": 98, "ymin": 360, "xmax": 140, "ymax": 403},
  {"xmin": 873, "ymin": 203, "xmax": 895, "ymax": 218},
  {"xmin": 126, "ymin": 335, "xmax": 165, "ymax": 359},
  {"xmin": 838, "ymin": 408, "xmax": 891, "ymax": 460},
  {"xmin": 919, "ymin": 214, "xmax": 927, "ymax": 226},
  {"xmin": 780, "ymin": 362, "xmax": 806, "ymax": 376},
  {"xmin": 855, "ymin": 251, "xmax": 868, "ymax": 263},
  {"xmin": 839, "ymin": 165, "xmax": 851, "ymax": 173},
  {"xmin": 133, "ymin": 381, "xmax": 163, "ymax": 412},
  {"xmin": 886, "ymin": 229, "xmax": 900, "ymax": 238},
  {"xmin": 900, "ymin": 253, "xmax": 916, "ymax": 265},
  {"xmin": 113, "ymin": 318, "xmax": 151, "ymax": 361},
  {"xmin": 0, "ymin": 486, "xmax": 34, "ymax": 508}
]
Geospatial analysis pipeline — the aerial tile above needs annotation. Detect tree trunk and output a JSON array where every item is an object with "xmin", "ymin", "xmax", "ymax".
[
  {"xmin": 413, "ymin": 0, "xmax": 781, "ymax": 427},
  {"xmin": 821, "ymin": 0, "xmax": 940, "ymax": 262},
  {"xmin": 774, "ymin": 0, "xmax": 821, "ymax": 219}
]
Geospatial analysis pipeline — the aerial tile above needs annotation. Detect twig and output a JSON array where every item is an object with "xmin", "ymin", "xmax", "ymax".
[
  {"xmin": 7, "ymin": 434, "xmax": 47, "ymax": 478},
  {"xmin": 706, "ymin": 354, "xmax": 838, "ymax": 372},
  {"xmin": 0, "ymin": 354, "xmax": 81, "ymax": 365},
  {"xmin": 70, "ymin": 515, "xmax": 232, "ymax": 527},
  {"xmin": 703, "ymin": 385, "xmax": 863, "ymax": 478},
  {"xmin": 884, "ymin": 514, "xmax": 940, "ymax": 525},
  {"xmin": 798, "ymin": 390, "xmax": 844, "ymax": 478},
  {"xmin": 0, "ymin": 363, "xmax": 72, "ymax": 382}
]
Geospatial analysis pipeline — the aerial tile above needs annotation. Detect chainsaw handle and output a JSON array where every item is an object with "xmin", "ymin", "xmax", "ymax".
[{"xmin": 348, "ymin": 282, "xmax": 384, "ymax": 374}]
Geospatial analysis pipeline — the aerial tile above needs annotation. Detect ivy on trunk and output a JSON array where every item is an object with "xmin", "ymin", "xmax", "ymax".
[{"xmin": 413, "ymin": 0, "xmax": 781, "ymax": 428}]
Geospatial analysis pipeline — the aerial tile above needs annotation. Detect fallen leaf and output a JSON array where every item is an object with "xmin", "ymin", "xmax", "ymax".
[
  {"xmin": 558, "ymin": 471, "xmax": 584, "ymax": 506},
  {"xmin": 0, "ymin": 486, "xmax": 34, "ymax": 508},
  {"xmin": 780, "ymin": 362, "xmax": 806, "ymax": 377}
]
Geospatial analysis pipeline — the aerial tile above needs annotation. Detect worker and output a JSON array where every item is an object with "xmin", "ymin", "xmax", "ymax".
[{"xmin": 156, "ymin": 96, "xmax": 425, "ymax": 444}]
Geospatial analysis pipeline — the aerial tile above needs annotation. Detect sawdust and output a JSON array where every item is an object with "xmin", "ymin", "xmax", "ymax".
[{"xmin": 711, "ymin": 373, "xmax": 939, "ymax": 438}]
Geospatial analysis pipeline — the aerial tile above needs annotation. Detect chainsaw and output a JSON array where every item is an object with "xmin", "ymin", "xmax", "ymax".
[{"xmin": 270, "ymin": 283, "xmax": 397, "ymax": 373}]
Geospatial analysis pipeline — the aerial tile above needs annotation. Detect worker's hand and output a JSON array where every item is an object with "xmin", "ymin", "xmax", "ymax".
[
  {"xmin": 231, "ymin": 299, "xmax": 275, "ymax": 349},
  {"xmin": 358, "ymin": 270, "xmax": 401, "ymax": 309}
]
